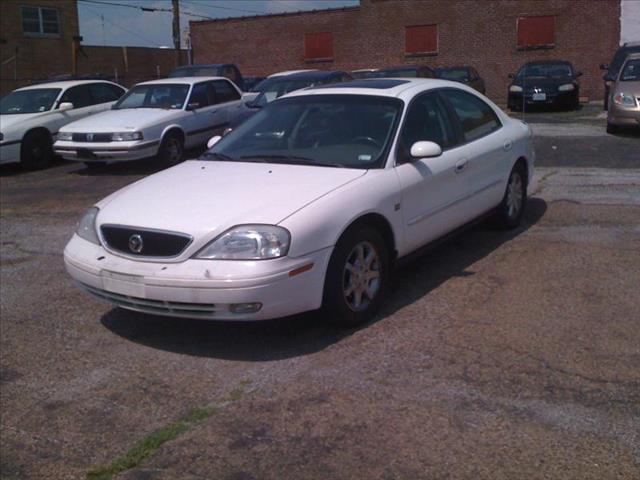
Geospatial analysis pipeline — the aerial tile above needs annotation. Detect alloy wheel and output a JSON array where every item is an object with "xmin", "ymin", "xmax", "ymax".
[
  {"xmin": 506, "ymin": 171, "xmax": 523, "ymax": 219},
  {"xmin": 342, "ymin": 241, "xmax": 381, "ymax": 312}
]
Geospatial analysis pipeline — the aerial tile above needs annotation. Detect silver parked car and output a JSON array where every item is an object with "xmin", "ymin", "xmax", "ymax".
[{"xmin": 607, "ymin": 53, "xmax": 640, "ymax": 134}]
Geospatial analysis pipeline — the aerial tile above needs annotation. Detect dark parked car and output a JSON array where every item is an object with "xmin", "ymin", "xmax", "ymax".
[
  {"xmin": 507, "ymin": 60, "xmax": 582, "ymax": 111},
  {"xmin": 364, "ymin": 65, "xmax": 436, "ymax": 79},
  {"xmin": 351, "ymin": 69, "xmax": 379, "ymax": 79},
  {"xmin": 601, "ymin": 42, "xmax": 640, "ymax": 110},
  {"xmin": 168, "ymin": 64, "xmax": 245, "ymax": 91},
  {"xmin": 436, "ymin": 66, "xmax": 486, "ymax": 94},
  {"xmin": 229, "ymin": 70, "xmax": 353, "ymax": 127}
]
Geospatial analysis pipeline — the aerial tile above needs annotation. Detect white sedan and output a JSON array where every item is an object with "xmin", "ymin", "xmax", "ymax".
[
  {"xmin": 54, "ymin": 77, "xmax": 247, "ymax": 168},
  {"xmin": 64, "ymin": 78, "xmax": 534, "ymax": 327},
  {"xmin": 0, "ymin": 80, "xmax": 126, "ymax": 169}
]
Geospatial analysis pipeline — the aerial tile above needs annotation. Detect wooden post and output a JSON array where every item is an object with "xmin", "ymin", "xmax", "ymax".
[{"xmin": 172, "ymin": 0, "xmax": 181, "ymax": 67}]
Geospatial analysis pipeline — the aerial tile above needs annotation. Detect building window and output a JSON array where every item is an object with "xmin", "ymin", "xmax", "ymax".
[
  {"xmin": 22, "ymin": 6, "xmax": 60, "ymax": 36},
  {"xmin": 405, "ymin": 25, "xmax": 438, "ymax": 56},
  {"xmin": 304, "ymin": 32, "xmax": 333, "ymax": 61},
  {"xmin": 517, "ymin": 16, "xmax": 555, "ymax": 49}
]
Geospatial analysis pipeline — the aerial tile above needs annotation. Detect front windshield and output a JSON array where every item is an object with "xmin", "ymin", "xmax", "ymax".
[
  {"xmin": 169, "ymin": 67, "xmax": 219, "ymax": 78},
  {"xmin": 437, "ymin": 68, "xmax": 469, "ymax": 81},
  {"xmin": 620, "ymin": 59, "xmax": 640, "ymax": 81},
  {"xmin": 251, "ymin": 77, "xmax": 320, "ymax": 107},
  {"xmin": 517, "ymin": 64, "xmax": 572, "ymax": 79},
  {"xmin": 203, "ymin": 94, "xmax": 403, "ymax": 169},
  {"xmin": 0, "ymin": 88, "xmax": 61, "ymax": 114},
  {"xmin": 113, "ymin": 84, "xmax": 190, "ymax": 110}
]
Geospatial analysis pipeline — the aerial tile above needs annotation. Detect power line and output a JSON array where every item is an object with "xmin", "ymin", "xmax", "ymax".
[
  {"xmin": 77, "ymin": 0, "xmax": 217, "ymax": 20},
  {"xmin": 179, "ymin": 0, "xmax": 265, "ymax": 15},
  {"xmin": 81, "ymin": 4, "xmax": 160, "ymax": 45}
]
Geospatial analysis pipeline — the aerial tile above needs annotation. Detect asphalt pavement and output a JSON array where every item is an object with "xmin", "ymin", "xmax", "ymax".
[{"xmin": 1, "ymin": 104, "xmax": 639, "ymax": 480}]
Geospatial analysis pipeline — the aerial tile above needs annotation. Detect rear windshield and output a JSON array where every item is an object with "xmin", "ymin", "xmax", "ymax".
[
  {"xmin": 437, "ymin": 68, "xmax": 470, "ymax": 81},
  {"xmin": 517, "ymin": 63, "xmax": 572, "ymax": 79},
  {"xmin": 620, "ymin": 58, "xmax": 640, "ymax": 81},
  {"xmin": 169, "ymin": 67, "xmax": 220, "ymax": 78}
]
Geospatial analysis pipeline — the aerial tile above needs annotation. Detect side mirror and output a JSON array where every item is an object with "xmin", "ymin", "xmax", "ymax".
[
  {"xmin": 207, "ymin": 135, "xmax": 221, "ymax": 149},
  {"xmin": 508, "ymin": 73, "xmax": 514, "ymax": 79},
  {"xmin": 600, "ymin": 64, "xmax": 609, "ymax": 70},
  {"xmin": 187, "ymin": 102, "xmax": 200, "ymax": 111},
  {"xmin": 59, "ymin": 102, "xmax": 74, "ymax": 111},
  {"xmin": 410, "ymin": 141, "xmax": 442, "ymax": 159}
]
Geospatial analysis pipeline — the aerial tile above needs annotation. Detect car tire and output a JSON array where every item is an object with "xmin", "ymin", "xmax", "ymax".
[
  {"xmin": 322, "ymin": 224, "xmax": 389, "ymax": 328},
  {"xmin": 84, "ymin": 161, "xmax": 107, "ymax": 170},
  {"xmin": 494, "ymin": 163, "xmax": 527, "ymax": 230},
  {"xmin": 606, "ymin": 122, "xmax": 619, "ymax": 135},
  {"xmin": 158, "ymin": 132, "xmax": 184, "ymax": 165},
  {"xmin": 20, "ymin": 130, "xmax": 53, "ymax": 170}
]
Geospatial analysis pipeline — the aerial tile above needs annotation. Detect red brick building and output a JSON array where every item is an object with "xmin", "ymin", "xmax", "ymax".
[{"xmin": 190, "ymin": 0, "xmax": 621, "ymax": 102}]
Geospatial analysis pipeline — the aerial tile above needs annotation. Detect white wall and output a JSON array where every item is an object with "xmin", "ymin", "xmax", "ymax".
[{"xmin": 620, "ymin": 0, "xmax": 640, "ymax": 44}]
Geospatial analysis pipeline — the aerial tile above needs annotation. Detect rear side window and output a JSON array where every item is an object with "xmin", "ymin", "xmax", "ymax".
[
  {"xmin": 189, "ymin": 83, "xmax": 210, "ymax": 108},
  {"xmin": 441, "ymin": 89, "xmax": 501, "ymax": 142},
  {"xmin": 60, "ymin": 85, "xmax": 92, "ymax": 109},
  {"xmin": 89, "ymin": 83, "xmax": 124, "ymax": 104},
  {"xmin": 398, "ymin": 92, "xmax": 457, "ymax": 162},
  {"xmin": 212, "ymin": 80, "xmax": 240, "ymax": 104}
]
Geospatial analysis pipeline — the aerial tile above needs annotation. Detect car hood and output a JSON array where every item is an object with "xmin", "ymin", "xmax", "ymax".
[
  {"xmin": 96, "ymin": 159, "xmax": 366, "ymax": 246},
  {"xmin": 0, "ymin": 112, "xmax": 45, "ymax": 131},
  {"xmin": 60, "ymin": 108, "xmax": 182, "ymax": 132}
]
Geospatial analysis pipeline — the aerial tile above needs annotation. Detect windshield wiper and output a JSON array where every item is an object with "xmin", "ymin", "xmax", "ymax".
[
  {"xmin": 202, "ymin": 152, "xmax": 236, "ymax": 162},
  {"xmin": 240, "ymin": 154, "xmax": 345, "ymax": 168}
]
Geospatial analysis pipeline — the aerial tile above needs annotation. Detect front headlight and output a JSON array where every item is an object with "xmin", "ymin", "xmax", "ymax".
[
  {"xmin": 509, "ymin": 85, "xmax": 523, "ymax": 93},
  {"xmin": 558, "ymin": 83, "xmax": 575, "ymax": 92},
  {"xmin": 111, "ymin": 131, "xmax": 143, "ymax": 141},
  {"xmin": 76, "ymin": 207, "xmax": 100, "ymax": 245},
  {"xmin": 57, "ymin": 131, "xmax": 73, "ymax": 141},
  {"xmin": 613, "ymin": 92, "xmax": 637, "ymax": 107},
  {"xmin": 195, "ymin": 225, "xmax": 290, "ymax": 260}
]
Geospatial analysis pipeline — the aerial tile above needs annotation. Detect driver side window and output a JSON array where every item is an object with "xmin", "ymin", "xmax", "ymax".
[
  {"xmin": 60, "ymin": 85, "xmax": 92, "ymax": 109},
  {"xmin": 398, "ymin": 92, "xmax": 456, "ymax": 163}
]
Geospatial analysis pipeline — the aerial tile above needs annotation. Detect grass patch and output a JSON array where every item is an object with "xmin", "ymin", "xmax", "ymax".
[{"xmin": 86, "ymin": 406, "xmax": 216, "ymax": 480}]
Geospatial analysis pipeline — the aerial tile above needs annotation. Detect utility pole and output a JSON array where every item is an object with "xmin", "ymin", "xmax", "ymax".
[{"xmin": 172, "ymin": 0, "xmax": 181, "ymax": 67}]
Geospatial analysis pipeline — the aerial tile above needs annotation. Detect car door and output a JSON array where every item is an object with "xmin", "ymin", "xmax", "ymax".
[
  {"xmin": 47, "ymin": 84, "xmax": 95, "ymax": 134},
  {"xmin": 211, "ymin": 79, "xmax": 245, "ymax": 130},
  {"xmin": 181, "ymin": 81, "xmax": 215, "ymax": 148},
  {"xmin": 394, "ymin": 90, "xmax": 470, "ymax": 253},
  {"xmin": 439, "ymin": 88, "xmax": 511, "ymax": 219}
]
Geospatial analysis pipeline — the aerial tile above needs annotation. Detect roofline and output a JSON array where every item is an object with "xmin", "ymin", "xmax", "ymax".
[{"xmin": 190, "ymin": 5, "xmax": 360, "ymax": 27}]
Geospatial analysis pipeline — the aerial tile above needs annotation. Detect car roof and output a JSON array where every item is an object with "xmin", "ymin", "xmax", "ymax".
[
  {"xmin": 522, "ymin": 59, "xmax": 572, "ymax": 66},
  {"xmin": 437, "ymin": 66, "xmax": 472, "ymax": 70},
  {"xmin": 379, "ymin": 65, "xmax": 432, "ymax": 71},
  {"xmin": 624, "ymin": 52, "xmax": 640, "ymax": 60},
  {"xmin": 268, "ymin": 69, "xmax": 318, "ymax": 77},
  {"xmin": 15, "ymin": 79, "xmax": 119, "ymax": 91},
  {"xmin": 174, "ymin": 64, "xmax": 229, "ymax": 69},
  {"xmin": 268, "ymin": 70, "xmax": 345, "ymax": 82},
  {"xmin": 284, "ymin": 78, "xmax": 466, "ymax": 100},
  {"xmin": 135, "ymin": 76, "xmax": 228, "ymax": 86}
]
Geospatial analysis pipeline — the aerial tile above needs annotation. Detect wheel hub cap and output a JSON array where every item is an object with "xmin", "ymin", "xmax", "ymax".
[
  {"xmin": 506, "ymin": 172, "xmax": 523, "ymax": 218},
  {"xmin": 342, "ymin": 241, "xmax": 381, "ymax": 312}
]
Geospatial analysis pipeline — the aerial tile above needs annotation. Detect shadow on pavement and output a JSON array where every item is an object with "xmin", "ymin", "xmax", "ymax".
[{"xmin": 101, "ymin": 198, "xmax": 548, "ymax": 361}]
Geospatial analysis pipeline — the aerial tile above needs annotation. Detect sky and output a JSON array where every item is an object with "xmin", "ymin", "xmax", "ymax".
[{"xmin": 78, "ymin": 0, "xmax": 360, "ymax": 48}]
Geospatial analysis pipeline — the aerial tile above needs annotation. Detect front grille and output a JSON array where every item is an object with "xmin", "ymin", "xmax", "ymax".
[
  {"xmin": 80, "ymin": 283, "xmax": 220, "ymax": 318},
  {"xmin": 101, "ymin": 225, "xmax": 192, "ymax": 258},
  {"xmin": 72, "ymin": 133, "xmax": 113, "ymax": 142}
]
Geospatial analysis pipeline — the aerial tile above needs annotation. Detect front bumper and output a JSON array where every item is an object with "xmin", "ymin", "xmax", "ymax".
[
  {"xmin": 54, "ymin": 139, "xmax": 159, "ymax": 162},
  {"xmin": 0, "ymin": 140, "xmax": 21, "ymax": 165},
  {"xmin": 607, "ymin": 103, "xmax": 640, "ymax": 127},
  {"xmin": 508, "ymin": 90, "xmax": 576, "ymax": 108},
  {"xmin": 64, "ymin": 234, "xmax": 332, "ymax": 320}
]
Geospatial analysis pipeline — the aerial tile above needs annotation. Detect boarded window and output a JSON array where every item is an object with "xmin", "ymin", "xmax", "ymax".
[
  {"xmin": 517, "ymin": 16, "xmax": 555, "ymax": 48},
  {"xmin": 405, "ymin": 25, "xmax": 438, "ymax": 55},
  {"xmin": 304, "ymin": 32, "xmax": 333, "ymax": 60}
]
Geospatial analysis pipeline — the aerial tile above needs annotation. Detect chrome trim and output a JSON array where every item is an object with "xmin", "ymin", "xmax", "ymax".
[
  {"xmin": 408, "ymin": 179, "xmax": 503, "ymax": 226},
  {"xmin": 98, "ymin": 223, "xmax": 194, "ymax": 262}
]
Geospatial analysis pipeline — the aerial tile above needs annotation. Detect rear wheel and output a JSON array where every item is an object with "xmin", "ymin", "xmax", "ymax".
[
  {"xmin": 158, "ymin": 132, "xmax": 184, "ymax": 165},
  {"xmin": 494, "ymin": 163, "xmax": 527, "ymax": 230},
  {"xmin": 323, "ymin": 225, "xmax": 389, "ymax": 328},
  {"xmin": 20, "ymin": 131, "xmax": 53, "ymax": 170}
]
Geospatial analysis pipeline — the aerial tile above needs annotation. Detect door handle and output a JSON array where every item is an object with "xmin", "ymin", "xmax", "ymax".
[
  {"xmin": 503, "ymin": 139, "xmax": 513, "ymax": 151},
  {"xmin": 455, "ymin": 158, "xmax": 468, "ymax": 173}
]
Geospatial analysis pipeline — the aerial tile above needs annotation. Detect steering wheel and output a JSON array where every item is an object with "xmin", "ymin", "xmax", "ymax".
[{"xmin": 353, "ymin": 136, "xmax": 382, "ymax": 148}]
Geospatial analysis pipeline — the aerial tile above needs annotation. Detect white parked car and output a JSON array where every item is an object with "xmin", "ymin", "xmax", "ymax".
[
  {"xmin": 54, "ymin": 77, "xmax": 246, "ymax": 168},
  {"xmin": 0, "ymin": 80, "xmax": 126, "ymax": 169},
  {"xmin": 64, "ymin": 78, "xmax": 534, "ymax": 327}
]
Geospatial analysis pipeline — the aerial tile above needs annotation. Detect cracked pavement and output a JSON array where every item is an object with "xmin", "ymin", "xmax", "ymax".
[{"xmin": 1, "ymin": 108, "xmax": 639, "ymax": 479}]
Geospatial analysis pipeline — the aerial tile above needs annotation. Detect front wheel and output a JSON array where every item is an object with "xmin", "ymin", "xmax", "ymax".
[
  {"xmin": 494, "ymin": 163, "xmax": 527, "ymax": 230},
  {"xmin": 322, "ymin": 225, "xmax": 389, "ymax": 328},
  {"xmin": 21, "ymin": 131, "xmax": 54, "ymax": 170},
  {"xmin": 158, "ymin": 133, "xmax": 184, "ymax": 165}
]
